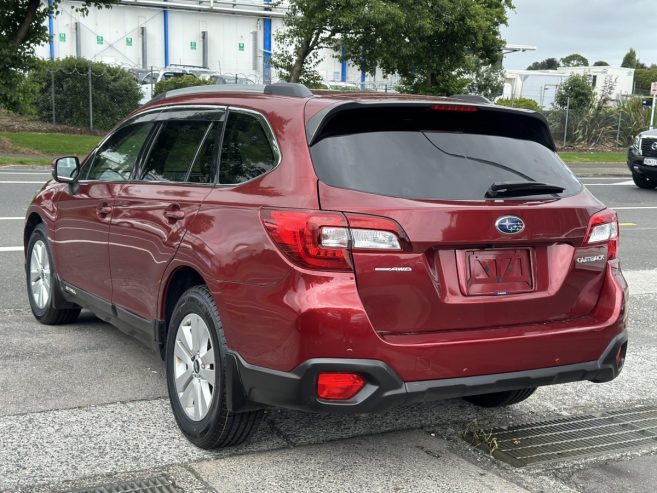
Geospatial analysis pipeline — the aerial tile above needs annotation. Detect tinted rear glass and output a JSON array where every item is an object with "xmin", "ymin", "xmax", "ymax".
[{"xmin": 310, "ymin": 109, "xmax": 581, "ymax": 200}]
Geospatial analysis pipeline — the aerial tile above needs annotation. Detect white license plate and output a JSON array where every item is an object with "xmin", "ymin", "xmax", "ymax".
[{"xmin": 644, "ymin": 158, "xmax": 657, "ymax": 166}]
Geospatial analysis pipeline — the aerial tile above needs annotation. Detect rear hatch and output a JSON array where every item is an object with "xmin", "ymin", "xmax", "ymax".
[{"xmin": 308, "ymin": 103, "xmax": 610, "ymax": 336}]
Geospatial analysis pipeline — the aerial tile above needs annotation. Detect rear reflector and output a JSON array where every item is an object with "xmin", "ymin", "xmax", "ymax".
[
  {"xmin": 584, "ymin": 209, "xmax": 619, "ymax": 259},
  {"xmin": 317, "ymin": 373, "xmax": 365, "ymax": 400}
]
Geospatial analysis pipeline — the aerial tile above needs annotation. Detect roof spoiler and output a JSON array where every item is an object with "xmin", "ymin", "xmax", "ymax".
[{"xmin": 305, "ymin": 101, "xmax": 556, "ymax": 151}]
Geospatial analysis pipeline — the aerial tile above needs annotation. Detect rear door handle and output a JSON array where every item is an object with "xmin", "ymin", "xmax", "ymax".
[
  {"xmin": 164, "ymin": 205, "xmax": 185, "ymax": 221},
  {"xmin": 96, "ymin": 203, "xmax": 112, "ymax": 216}
]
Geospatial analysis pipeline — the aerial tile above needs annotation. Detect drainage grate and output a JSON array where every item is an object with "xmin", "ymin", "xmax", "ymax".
[
  {"xmin": 464, "ymin": 406, "xmax": 657, "ymax": 467},
  {"xmin": 66, "ymin": 475, "xmax": 182, "ymax": 493}
]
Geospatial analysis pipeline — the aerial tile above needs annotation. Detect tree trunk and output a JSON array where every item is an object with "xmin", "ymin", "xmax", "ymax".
[
  {"xmin": 12, "ymin": 0, "xmax": 42, "ymax": 46},
  {"xmin": 289, "ymin": 36, "xmax": 313, "ymax": 83}
]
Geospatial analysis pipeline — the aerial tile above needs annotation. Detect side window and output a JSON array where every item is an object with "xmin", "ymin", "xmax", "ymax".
[
  {"xmin": 219, "ymin": 112, "xmax": 278, "ymax": 184},
  {"xmin": 85, "ymin": 123, "xmax": 154, "ymax": 181},
  {"xmin": 188, "ymin": 123, "xmax": 221, "ymax": 184},
  {"xmin": 140, "ymin": 121, "xmax": 210, "ymax": 182}
]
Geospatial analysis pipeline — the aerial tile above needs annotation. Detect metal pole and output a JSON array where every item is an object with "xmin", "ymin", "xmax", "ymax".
[
  {"xmin": 616, "ymin": 106, "xmax": 622, "ymax": 146},
  {"xmin": 50, "ymin": 69, "xmax": 56, "ymax": 125},
  {"xmin": 150, "ymin": 65, "xmax": 154, "ymax": 97},
  {"xmin": 650, "ymin": 94, "xmax": 656, "ymax": 130},
  {"xmin": 88, "ymin": 65, "xmax": 93, "ymax": 131},
  {"xmin": 563, "ymin": 97, "xmax": 570, "ymax": 148}
]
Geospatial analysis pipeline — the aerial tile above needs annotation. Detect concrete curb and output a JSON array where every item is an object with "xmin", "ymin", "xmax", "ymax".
[{"xmin": 566, "ymin": 163, "xmax": 630, "ymax": 177}]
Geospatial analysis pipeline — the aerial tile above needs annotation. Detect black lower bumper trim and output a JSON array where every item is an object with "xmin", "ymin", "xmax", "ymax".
[{"xmin": 226, "ymin": 331, "xmax": 628, "ymax": 413}]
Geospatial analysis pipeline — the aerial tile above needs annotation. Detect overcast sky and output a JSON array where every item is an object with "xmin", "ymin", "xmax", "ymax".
[{"xmin": 501, "ymin": 0, "xmax": 657, "ymax": 69}]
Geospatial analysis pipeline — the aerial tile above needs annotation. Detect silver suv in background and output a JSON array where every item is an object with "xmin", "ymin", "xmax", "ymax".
[{"xmin": 628, "ymin": 129, "xmax": 657, "ymax": 189}]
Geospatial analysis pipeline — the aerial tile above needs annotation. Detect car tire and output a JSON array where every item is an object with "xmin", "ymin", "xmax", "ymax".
[
  {"xmin": 165, "ymin": 285, "xmax": 262, "ymax": 449},
  {"xmin": 632, "ymin": 173, "xmax": 656, "ymax": 189},
  {"xmin": 462, "ymin": 388, "xmax": 536, "ymax": 408},
  {"xmin": 26, "ymin": 224, "xmax": 81, "ymax": 325}
]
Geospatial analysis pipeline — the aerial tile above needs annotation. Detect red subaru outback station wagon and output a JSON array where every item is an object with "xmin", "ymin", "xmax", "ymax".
[{"xmin": 25, "ymin": 83, "xmax": 628, "ymax": 449}]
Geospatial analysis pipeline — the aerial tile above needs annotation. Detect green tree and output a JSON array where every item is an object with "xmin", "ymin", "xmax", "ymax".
[
  {"xmin": 270, "ymin": 42, "xmax": 325, "ymax": 87},
  {"xmin": 634, "ymin": 68, "xmax": 657, "ymax": 93},
  {"xmin": 464, "ymin": 58, "xmax": 504, "ymax": 100},
  {"xmin": 272, "ymin": 0, "xmax": 392, "ymax": 83},
  {"xmin": 592, "ymin": 60, "xmax": 609, "ymax": 66},
  {"xmin": 30, "ymin": 57, "xmax": 141, "ymax": 130},
  {"xmin": 527, "ymin": 58, "xmax": 559, "ymax": 70},
  {"xmin": 621, "ymin": 48, "xmax": 639, "ymax": 69},
  {"xmin": 352, "ymin": 0, "xmax": 513, "ymax": 95},
  {"xmin": 153, "ymin": 75, "xmax": 212, "ymax": 97},
  {"xmin": 560, "ymin": 53, "xmax": 589, "ymax": 67},
  {"xmin": 274, "ymin": 0, "xmax": 513, "ymax": 96},
  {"xmin": 554, "ymin": 74, "xmax": 594, "ymax": 110},
  {"xmin": 495, "ymin": 97, "xmax": 541, "ymax": 112},
  {"xmin": 0, "ymin": 0, "xmax": 116, "ymax": 110}
]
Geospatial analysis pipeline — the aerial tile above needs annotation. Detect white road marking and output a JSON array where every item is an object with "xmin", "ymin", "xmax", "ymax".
[
  {"xmin": 612, "ymin": 206, "xmax": 657, "ymax": 210},
  {"xmin": 0, "ymin": 181, "xmax": 45, "ymax": 184},
  {"xmin": 585, "ymin": 180, "xmax": 635, "ymax": 186},
  {"xmin": 0, "ymin": 217, "xmax": 23, "ymax": 220},
  {"xmin": 0, "ymin": 246, "xmax": 22, "ymax": 252},
  {"xmin": 0, "ymin": 172, "xmax": 50, "ymax": 175},
  {"xmin": 580, "ymin": 177, "xmax": 628, "ymax": 180}
]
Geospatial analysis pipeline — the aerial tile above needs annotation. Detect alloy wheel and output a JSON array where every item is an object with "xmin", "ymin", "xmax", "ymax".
[
  {"xmin": 174, "ymin": 313, "xmax": 216, "ymax": 421},
  {"xmin": 29, "ymin": 240, "xmax": 51, "ymax": 309}
]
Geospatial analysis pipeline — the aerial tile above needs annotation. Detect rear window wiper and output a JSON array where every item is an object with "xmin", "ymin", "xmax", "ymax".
[{"xmin": 485, "ymin": 181, "xmax": 566, "ymax": 198}]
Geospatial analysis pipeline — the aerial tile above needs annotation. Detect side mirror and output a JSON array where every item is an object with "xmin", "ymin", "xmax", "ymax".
[{"xmin": 52, "ymin": 156, "xmax": 80, "ymax": 183}]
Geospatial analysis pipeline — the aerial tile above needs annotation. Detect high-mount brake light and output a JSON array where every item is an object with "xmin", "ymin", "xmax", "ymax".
[
  {"xmin": 584, "ymin": 209, "xmax": 619, "ymax": 259},
  {"xmin": 428, "ymin": 104, "xmax": 478, "ymax": 112},
  {"xmin": 260, "ymin": 209, "xmax": 408, "ymax": 271}
]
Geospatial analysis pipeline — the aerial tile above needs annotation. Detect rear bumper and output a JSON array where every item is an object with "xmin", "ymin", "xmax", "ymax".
[{"xmin": 226, "ymin": 330, "xmax": 628, "ymax": 413}]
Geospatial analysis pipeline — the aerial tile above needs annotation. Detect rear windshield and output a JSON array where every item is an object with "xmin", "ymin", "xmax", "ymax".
[{"xmin": 310, "ymin": 109, "xmax": 581, "ymax": 200}]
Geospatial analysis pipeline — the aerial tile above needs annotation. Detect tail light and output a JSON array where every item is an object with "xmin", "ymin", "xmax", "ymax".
[
  {"xmin": 583, "ymin": 209, "xmax": 619, "ymax": 259},
  {"xmin": 260, "ymin": 208, "xmax": 409, "ymax": 271},
  {"xmin": 317, "ymin": 373, "xmax": 365, "ymax": 400}
]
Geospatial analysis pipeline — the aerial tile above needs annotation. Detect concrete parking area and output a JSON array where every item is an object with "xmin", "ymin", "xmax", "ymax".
[{"xmin": 1, "ymin": 166, "xmax": 656, "ymax": 492}]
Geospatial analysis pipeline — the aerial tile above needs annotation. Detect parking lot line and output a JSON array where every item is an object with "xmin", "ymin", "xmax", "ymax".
[
  {"xmin": 0, "ymin": 217, "xmax": 23, "ymax": 220},
  {"xmin": 0, "ymin": 247, "xmax": 22, "ymax": 252},
  {"xmin": 612, "ymin": 206, "xmax": 657, "ymax": 210},
  {"xmin": 619, "ymin": 223, "xmax": 637, "ymax": 227},
  {"xmin": 0, "ymin": 181, "xmax": 46, "ymax": 184}
]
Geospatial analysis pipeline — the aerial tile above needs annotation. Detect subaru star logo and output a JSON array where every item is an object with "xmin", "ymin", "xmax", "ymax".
[{"xmin": 495, "ymin": 216, "xmax": 525, "ymax": 234}]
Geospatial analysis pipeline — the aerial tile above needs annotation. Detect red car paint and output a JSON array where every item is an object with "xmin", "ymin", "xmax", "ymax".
[{"xmin": 26, "ymin": 89, "xmax": 627, "ymax": 392}]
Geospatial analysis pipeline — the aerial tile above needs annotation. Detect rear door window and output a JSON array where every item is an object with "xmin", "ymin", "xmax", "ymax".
[
  {"xmin": 309, "ymin": 107, "xmax": 581, "ymax": 200},
  {"xmin": 219, "ymin": 111, "xmax": 278, "ymax": 184},
  {"xmin": 140, "ymin": 121, "xmax": 212, "ymax": 182}
]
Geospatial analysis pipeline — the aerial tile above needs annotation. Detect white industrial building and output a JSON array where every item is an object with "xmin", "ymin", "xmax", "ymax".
[
  {"xmin": 36, "ymin": 0, "xmax": 398, "ymax": 88},
  {"xmin": 503, "ymin": 66, "xmax": 636, "ymax": 109}
]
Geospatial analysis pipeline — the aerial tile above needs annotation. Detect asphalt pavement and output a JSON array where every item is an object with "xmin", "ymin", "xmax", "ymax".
[{"xmin": 1, "ymin": 166, "xmax": 656, "ymax": 493}]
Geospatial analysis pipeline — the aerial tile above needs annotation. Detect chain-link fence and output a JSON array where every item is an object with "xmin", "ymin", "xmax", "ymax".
[
  {"xmin": 498, "ymin": 94, "xmax": 651, "ymax": 149},
  {"xmin": 37, "ymin": 59, "xmax": 142, "ymax": 132}
]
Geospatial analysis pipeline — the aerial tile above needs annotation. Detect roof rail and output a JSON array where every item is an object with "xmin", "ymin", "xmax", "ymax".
[
  {"xmin": 449, "ymin": 94, "xmax": 492, "ymax": 104},
  {"xmin": 264, "ymin": 83, "xmax": 313, "ymax": 98},
  {"xmin": 150, "ymin": 82, "xmax": 313, "ymax": 102}
]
